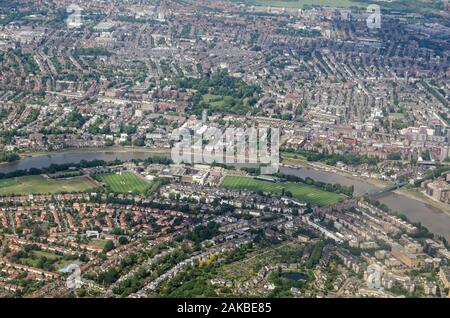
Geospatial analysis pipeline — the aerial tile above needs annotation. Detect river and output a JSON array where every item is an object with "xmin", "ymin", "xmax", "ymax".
[
  {"xmin": 282, "ymin": 166, "xmax": 450, "ymax": 240},
  {"xmin": 0, "ymin": 150, "xmax": 169, "ymax": 173},
  {"xmin": 1, "ymin": 150, "xmax": 449, "ymax": 240}
]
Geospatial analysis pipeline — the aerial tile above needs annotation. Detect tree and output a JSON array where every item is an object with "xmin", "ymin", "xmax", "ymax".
[
  {"xmin": 32, "ymin": 224, "xmax": 47, "ymax": 238},
  {"xmin": 133, "ymin": 138, "xmax": 145, "ymax": 147},
  {"xmin": 387, "ymin": 152, "xmax": 401, "ymax": 160},
  {"xmin": 103, "ymin": 240, "xmax": 115, "ymax": 253},
  {"xmin": 118, "ymin": 236, "xmax": 129, "ymax": 245},
  {"xmin": 422, "ymin": 149, "xmax": 431, "ymax": 161}
]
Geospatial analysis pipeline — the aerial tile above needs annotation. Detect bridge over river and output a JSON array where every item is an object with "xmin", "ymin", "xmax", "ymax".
[{"xmin": 367, "ymin": 182, "xmax": 408, "ymax": 198}]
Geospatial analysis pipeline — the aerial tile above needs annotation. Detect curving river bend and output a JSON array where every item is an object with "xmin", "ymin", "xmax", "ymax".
[{"xmin": 1, "ymin": 150, "xmax": 449, "ymax": 240}]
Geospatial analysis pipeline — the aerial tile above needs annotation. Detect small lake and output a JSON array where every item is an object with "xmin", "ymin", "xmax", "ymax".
[{"xmin": 281, "ymin": 272, "xmax": 309, "ymax": 281}]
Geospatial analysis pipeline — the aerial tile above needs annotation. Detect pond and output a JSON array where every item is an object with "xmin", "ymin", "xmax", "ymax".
[{"xmin": 280, "ymin": 272, "xmax": 309, "ymax": 281}]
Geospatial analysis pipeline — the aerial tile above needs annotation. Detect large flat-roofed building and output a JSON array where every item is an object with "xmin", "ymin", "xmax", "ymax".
[
  {"xmin": 391, "ymin": 244, "xmax": 420, "ymax": 268},
  {"xmin": 426, "ymin": 180, "xmax": 450, "ymax": 204}
]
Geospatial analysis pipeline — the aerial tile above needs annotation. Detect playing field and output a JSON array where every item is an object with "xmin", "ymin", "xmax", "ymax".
[
  {"xmin": 15, "ymin": 247, "xmax": 74, "ymax": 271},
  {"xmin": 89, "ymin": 239, "xmax": 109, "ymax": 250},
  {"xmin": 220, "ymin": 176, "xmax": 346, "ymax": 206},
  {"xmin": 96, "ymin": 172, "xmax": 154, "ymax": 194},
  {"xmin": 0, "ymin": 175, "xmax": 98, "ymax": 196}
]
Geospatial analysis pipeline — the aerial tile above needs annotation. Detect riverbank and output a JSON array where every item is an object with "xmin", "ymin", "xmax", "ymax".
[
  {"xmin": 396, "ymin": 188, "xmax": 450, "ymax": 217},
  {"xmin": 17, "ymin": 146, "xmax": 171, "ymax": 159},
  {"xmin": 281, "ymin": 156, "xmax": 450, "ymax": 238},
  {"xmin": 281, "ymin": 156, "xmax": 389, "ymax": 189},
  {"xmin": 0, "ymin": 148, "xmax": 173, "ymax": 174},
  {"xmin": 15, "ymin": 147, "xmax": 390, "ymax": 190},
  {"xmin": 0, "ymin": 147, "xmax": 449, "ymax": 239},
  {"xmin": 282, "ymin": 153, "xmax": 447, "ymax": 213}
]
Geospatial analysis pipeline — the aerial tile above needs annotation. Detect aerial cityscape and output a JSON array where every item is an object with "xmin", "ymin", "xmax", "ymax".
[{"xmin": 0, "ymin": 0, "xmax": 449, "ymax": 300}]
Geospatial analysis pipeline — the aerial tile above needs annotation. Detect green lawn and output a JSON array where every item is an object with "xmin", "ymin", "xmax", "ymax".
[
  {"xmin": 33, "ymin": 250, "xmax": 60, "ymax": 260},
  {"xmin": 389, "ymin": 113, "xmax": 406, "ymax": 120},
  {"xmin": 0, "ymin": 175, "xmax": 98, "ymax": 196},
  {"xmin": 281, "ymin": 152, "xmax": 306, "ymax": 159},
  {"xmin": 15, "ymin": 249, "xmax": 75, "ymax": 271},
  {"xmin": 89, "ymin": 239, "xmax": 108, "ymax": 250},
  {"xmin": 16, "ymin": 249, "xmax": 61, "ymax": 267},
  {"xmin": 202, "ymin": 94, "xmax": 237, "ymax": 111},
  {"xmin": 18, "ymin": 257, "xmax": 40, "ymax": 268},
  {"xmin": 96, "ymin": 172, "xmax": 155, "ymax": 195},
  {"xmin": 221, "ymin": 176, "xmax": 346, "ymax": 206}
]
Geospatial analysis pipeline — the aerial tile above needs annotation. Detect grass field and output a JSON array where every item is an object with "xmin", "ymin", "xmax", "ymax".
[
  {"xmin": 389, "ymin": 113, "xmax": 406, "ymax": 120},
  {"xmin": 96, "ymin": 172, "xmax": 155, "ymax": 195},
  {"xmin": 0, "ymin": 175, "xmax": 98, "ymax": 196},
  {"xmin": 89, "ymin": 239, "xmax": 109, "ymax": 250},
  {"xmin": 33, "ymin": 250, "xmax": 60, "ymax": 260},
  {"xmin": 281, "ymin": 152, "xmax": 309, "ymax": 166},
  {"xmin": 221, "ymin": 176, "xmax": 345, "ymax": 206},
  {"xmin": 19, "ymin": 251, "xmax": 61, "ymax": 268},
  {"xmin": 202, "ymin": 94, "xmax": 233, "ymax": 109},
  {"xmin": 201, "ymin": 94, "xmax": 250, "ymax": 112},
  {"xmin": 16, "ymin": 248, "xmax": 74, "ymax": 271}
]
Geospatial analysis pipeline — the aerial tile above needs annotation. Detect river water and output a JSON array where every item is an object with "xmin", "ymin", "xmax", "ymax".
[
  {"xmin": 1, "ymin": 150, "xmax": 449, "ymax": 240},
  {"xmin": 0, "ymin": 151, "xmax": 163, "ymax": 173}
]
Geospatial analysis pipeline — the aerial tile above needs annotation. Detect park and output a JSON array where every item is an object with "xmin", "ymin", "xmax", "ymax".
[{"xmin": 220, "ymin": 175, "xmax": 346, "ymax": 206}]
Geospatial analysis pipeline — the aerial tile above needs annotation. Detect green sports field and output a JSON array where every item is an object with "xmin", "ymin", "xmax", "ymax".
[
  {"xmin": 96, "ymin": 172, "xmax": 155, "ymax": 195},
  {"xmin": 0, "ymin": 175, "xmax": 98, "ymax": 196},
  {"xmin": 220, "ymin": 176, "xmax": 346, "ymax": 206}
]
